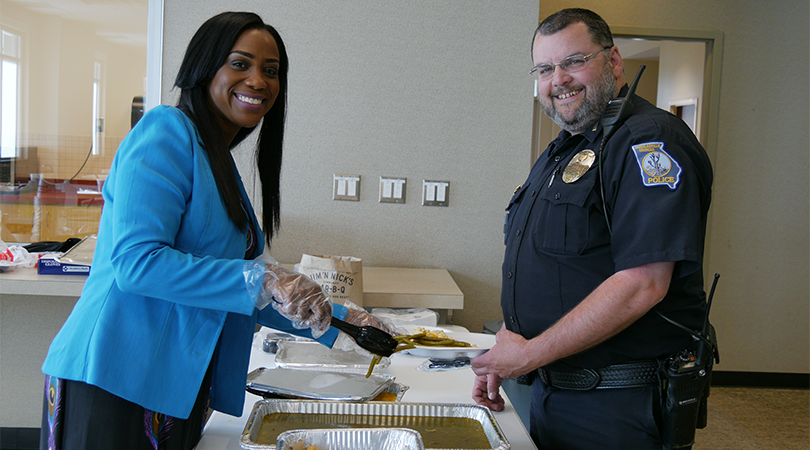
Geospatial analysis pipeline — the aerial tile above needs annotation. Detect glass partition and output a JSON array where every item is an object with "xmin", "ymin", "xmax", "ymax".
[{"xmin": 0, "ymin": 0, "xmax": 147, "ymax": 243}]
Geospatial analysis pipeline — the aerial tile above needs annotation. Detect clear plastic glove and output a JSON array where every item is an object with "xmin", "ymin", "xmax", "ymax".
[
  {"xmin": 331, "ymin": 300, "xmax": 400, "ymax": 357},
  {"xmin": 243, "ymin": 260, "xmax": 332, "ymax": 338},
  {"xmin": 343, "ymin": 300, "xmax": 399, "ymax": 336},
  {"xmin": 332, "ymin": 331, "xmax": 374, "ymax": 358}
]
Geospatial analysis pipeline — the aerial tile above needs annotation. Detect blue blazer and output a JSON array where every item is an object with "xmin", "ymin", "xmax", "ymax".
[{"xmin": 41, "ymin": 106, "xmax": 345, "ymax": 419}]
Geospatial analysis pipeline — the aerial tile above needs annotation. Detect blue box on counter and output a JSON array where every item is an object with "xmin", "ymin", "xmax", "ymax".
[{"xmin": 37, "ymin": 256, "xmax": 91, "ymax": 275}]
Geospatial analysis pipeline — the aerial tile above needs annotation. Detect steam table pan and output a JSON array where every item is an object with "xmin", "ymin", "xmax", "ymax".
[{"xmin": 240, "ymin": 399, "xmax": 510, "ymax": 450}]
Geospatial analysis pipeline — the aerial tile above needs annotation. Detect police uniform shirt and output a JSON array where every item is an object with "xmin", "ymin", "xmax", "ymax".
[{"xmin": 501, "ymin": 87, "xmax": 713, "ymax": 370}]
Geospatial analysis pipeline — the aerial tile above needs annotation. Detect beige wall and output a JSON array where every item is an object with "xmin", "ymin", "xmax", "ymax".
[
  {"xmin": 162, "ymin": 0, "xmax": 539, "ymax": 334},
  {"xmin": 655, "ymin": 41, "xmax": 704, "ymax": 123},
  {"xmin": 624, "ymin": 59, "xmax": 659, "ymax": 107},
  {"xmin": 161, "ymin": 0, "xmax": 809, "ymax": 374}
]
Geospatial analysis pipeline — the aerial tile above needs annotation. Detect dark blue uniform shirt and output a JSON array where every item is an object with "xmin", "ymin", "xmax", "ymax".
[{"xmin": 501, "ymin": 87, "xmax": 713, "ymax": 370}]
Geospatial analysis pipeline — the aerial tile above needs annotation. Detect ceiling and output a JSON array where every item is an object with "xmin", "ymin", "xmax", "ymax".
[
  {"xmin": 3, "ymin": 0, "xmax": 148, "ymax": 47},
  {"xmin": 614, "ymin": 37, "xmax": 661, "ymax": 61}
]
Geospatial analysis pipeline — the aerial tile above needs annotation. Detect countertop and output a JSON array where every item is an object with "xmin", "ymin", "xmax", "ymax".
[
  {"xmin": 195, "ymin": 330, "xmax": 537, "ymax": 449},
  {"xmin": 0, "ymin": 266, "xmax": 463, "ymax": 310},
  {"xmin": 0, "ymin": 264, "xmax": 87, "ymax": 297}
]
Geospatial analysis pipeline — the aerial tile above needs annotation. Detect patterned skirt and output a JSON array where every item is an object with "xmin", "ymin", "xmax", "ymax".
[{"xmin": 40, "ymin": 364, "xmax": 213, "ymax": 450}]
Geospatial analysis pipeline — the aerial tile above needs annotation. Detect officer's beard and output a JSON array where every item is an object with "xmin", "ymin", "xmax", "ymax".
[{"xmin": 541, "ymin": 62, "xmax": 617, "ymax": 134}]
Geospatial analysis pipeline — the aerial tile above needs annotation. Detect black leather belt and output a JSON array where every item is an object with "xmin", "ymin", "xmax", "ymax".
[{"xmin": 537, "ymin": 360, "xmax": 660, "ymax": 390}]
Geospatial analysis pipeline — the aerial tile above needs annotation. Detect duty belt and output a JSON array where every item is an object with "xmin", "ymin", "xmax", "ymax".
[{"xmin": 537, "ymin": 360, "xmax": 659, "ymax": 390}]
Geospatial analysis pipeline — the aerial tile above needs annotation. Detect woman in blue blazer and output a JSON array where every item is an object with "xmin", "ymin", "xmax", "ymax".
[{"xmin": 40, "ymin": 12, "xmax": 379, "ymax": 450}]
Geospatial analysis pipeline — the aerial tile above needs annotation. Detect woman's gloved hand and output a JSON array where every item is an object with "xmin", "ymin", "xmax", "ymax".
[
  {"xmin": 332, "ymin": 300, "xmax": 402, "ymax": 356},
  {"xmin": 244, "ymin": 261, "xmax": 332, "ymax": 338},
  {"xmin": 344, "ymin": 306, "xmax": 398, "ymax": 337}
]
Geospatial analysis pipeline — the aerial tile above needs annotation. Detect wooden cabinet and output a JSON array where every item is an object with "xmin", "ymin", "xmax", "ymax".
[
  {"xmin": 33, "ymin": 203, "xmax": 102, "ymax": 241},
  {"xmin": 0, "ymin": 179, "xmax": 102, "ymax": 243}
]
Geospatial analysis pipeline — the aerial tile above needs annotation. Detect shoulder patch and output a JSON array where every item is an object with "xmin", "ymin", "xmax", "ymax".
[{"xmin": 630, "ymin": 142, "xmax": 682, "ymax": 190}]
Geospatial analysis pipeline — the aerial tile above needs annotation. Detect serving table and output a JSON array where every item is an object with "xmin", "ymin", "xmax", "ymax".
[{"xmin": 195, "ymin": 330, "xmax": 537, "ymax": 449}]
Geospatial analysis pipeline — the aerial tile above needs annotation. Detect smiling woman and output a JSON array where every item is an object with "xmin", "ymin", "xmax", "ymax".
[
  {"xmin": 36, "ymin": 11, "xmax": 360, "ymax": 450},
  {"xmin": 173, "ymin": 12, "xmax": 289, "ymax": 237}
]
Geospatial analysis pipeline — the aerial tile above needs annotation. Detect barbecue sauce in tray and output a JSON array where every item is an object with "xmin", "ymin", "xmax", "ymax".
[{"xmin": 258, "ymin": 412, "xmax": 491, "ymax": 449}]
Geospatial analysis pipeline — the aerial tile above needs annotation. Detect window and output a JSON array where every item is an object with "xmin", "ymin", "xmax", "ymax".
[
  {"xmin": 1, "ymin": 30, "xmax": 20, "ymax": 160},
  {"xmin": 92, "ymin": 60, "xmax": 105, "ymax": 156},
  {"xmin": 0, "ymin": 1, "xmax": 147, "ymax": 243}
]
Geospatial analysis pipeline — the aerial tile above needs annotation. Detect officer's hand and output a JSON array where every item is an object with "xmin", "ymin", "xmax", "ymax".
[
  {"xmin": 472, "ymin": 373, "xmax": 504, "ymax": 411},
  {"xmin": 471, "ymin": 328, "xmax": 534, "ymax": 380}
]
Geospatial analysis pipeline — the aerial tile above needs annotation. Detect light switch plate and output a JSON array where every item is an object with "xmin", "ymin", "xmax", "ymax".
[
  {"xmin": 333, "ymin": 174, "xmax": 360, "ymax": 201},
  {"xmin": 422, "ymin": 180, "xmax": 450, "ymax": 206},
  {"xmin": 379, "ymin": 177, "xmax": 407, "ymax": 203}
]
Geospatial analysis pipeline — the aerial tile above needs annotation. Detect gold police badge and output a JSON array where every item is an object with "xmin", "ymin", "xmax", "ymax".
[{"xmin": 562, "ymin": 149, "xmax": 595, "ymax": 183}]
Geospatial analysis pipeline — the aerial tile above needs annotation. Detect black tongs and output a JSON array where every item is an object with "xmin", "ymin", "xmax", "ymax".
[{"xmin": 330, "ymin": 317, "xmax": 398, "ymax": 357}]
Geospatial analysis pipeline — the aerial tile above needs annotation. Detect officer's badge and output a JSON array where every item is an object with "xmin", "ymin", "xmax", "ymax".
[
  {"xmin": 562, "ymin": 149, "xmax": 595, "ymax": 183},
  {"xmin": 630, "ymin": 142, "xmax": 682, "ymax": 190}
]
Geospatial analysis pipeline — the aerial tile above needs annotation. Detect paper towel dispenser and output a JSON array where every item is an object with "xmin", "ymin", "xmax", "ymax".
[{"xmin": 131, "ymin": 96, "xmax": 144, "ymax": 129}]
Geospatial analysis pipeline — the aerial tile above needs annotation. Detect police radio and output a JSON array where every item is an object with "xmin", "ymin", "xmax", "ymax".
[
  {"xmin": 602, "ymin": 65, "xmax": 646, "ymax": 141},
  {"xmin": 597, "ymin": 65, "xmax": 646, "ymax": 234},
  {"xmin": 657, "ymin": 273, "xmax": 721, "ymax": 448}
]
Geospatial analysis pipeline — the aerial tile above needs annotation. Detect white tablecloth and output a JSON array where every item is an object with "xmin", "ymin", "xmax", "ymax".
[{"xmin": 194, "ymin": 329, "xmax": 537, "ymax": 449}]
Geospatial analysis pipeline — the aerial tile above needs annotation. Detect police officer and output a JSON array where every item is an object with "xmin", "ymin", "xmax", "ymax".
[{"xmin": 471, "ymin": 8, "xmax": 713, "ymax": 450}]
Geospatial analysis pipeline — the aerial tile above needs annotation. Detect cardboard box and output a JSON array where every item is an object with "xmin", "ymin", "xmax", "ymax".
[{"xmin": 37, "ymin": 255, "xmax": 90, "ymax": 275}]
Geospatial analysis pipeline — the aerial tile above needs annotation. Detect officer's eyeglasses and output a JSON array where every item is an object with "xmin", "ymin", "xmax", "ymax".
[{"xmin": 530, "ymin": 47, "xmax": 612, "ymax": 81}]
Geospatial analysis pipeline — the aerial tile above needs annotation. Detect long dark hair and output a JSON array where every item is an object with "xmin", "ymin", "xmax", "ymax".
[{"xmin": 174, "ymin": 11, "xmax": 288, "ymax": 245}]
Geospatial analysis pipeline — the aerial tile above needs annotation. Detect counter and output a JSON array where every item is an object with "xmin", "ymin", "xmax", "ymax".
[
  {"xmin": 0, "ymin": 265, "xmax": 463, "ymax": 309},
  {"xmin": 0, "ymin": 265, "xmax": 466, "ymax": 429},
  {"xmin": 0, "ymin": 263, "xmax": 87, "ymax": 297},
  {"xmin": 362, "ymin": 267, "xmax": 464, "ymax": 322},
  {"xmin": 196, "ymin": 330, "xmax": 537, "ymax": 450},
  {"xmin": 0, "ymin": 266, "xmax": 85, "ymax": 429}
]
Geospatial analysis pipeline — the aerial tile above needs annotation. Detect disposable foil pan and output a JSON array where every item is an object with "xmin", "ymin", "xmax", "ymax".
[
  {"xmin": 248, "ymin": 379, "xmax": 410, "ymax": 402},
  {"xmin": 275, "ymin": 340, "xmax": 390, "ymax": 374},
  {"xmin": 369, "ymin": 381, "xmax": 410, "ymax": 402},
  {"xmin": 263, "ymin": 333, "xmax": 311, "ymax": 354},
  {"xmin": 276, "ymin": 427, "xmax": 424, "ymax": 450},
  {"xmin": 246, "ymin": 367, "xmax": 394, "ymax": 402},
  {"xmin": 240, "ymin": 399, "xmax": 510, "ymax": 450}
]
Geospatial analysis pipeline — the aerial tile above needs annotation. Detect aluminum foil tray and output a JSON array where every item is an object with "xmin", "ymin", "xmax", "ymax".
[
  {"xmin": 240, "ymin": 399, "xmax": 510, "ymax": 450},
  {"xmin": 276, "ymin": 427, "xmax": 424, "ymax": 450},
  {"xmin": 246, "ymin": 367, "xmax": 394, "ymax": 402},
  {"xmin": 275, "ymin": 340, "xmax": 391, "ymax": 374},
  {"xmin": 370, "ymin": 381, "xmax": 409, "ymax": 402},
  {"xmin": 57, "ymin": 235, "xmax": 96, "ymax": 265},
  {"xmin": 263, "ymin": 333, "xmax": 312, "ymax": 354},
  {"xmin": 248, "ymin": 380, "xmax": 409, "ymax": 402}
]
